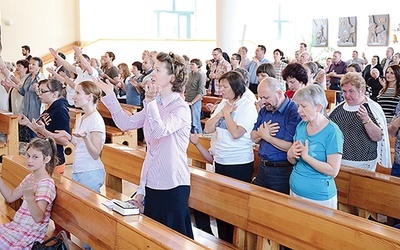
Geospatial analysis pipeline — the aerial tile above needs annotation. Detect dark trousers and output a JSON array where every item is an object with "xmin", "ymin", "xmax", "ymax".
[
  {"xmin": 215, "ymin": 161, "xmax": 253, "ymax": 243},
  {"xmin": 144, "ymin": 186, "xmax": 193, "ymax": 239},
  {"xmin": 254, "ymin": 163, "xmax": 293, "ymax": 195}
]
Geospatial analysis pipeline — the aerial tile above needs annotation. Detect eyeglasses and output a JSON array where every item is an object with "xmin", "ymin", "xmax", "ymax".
[{"xmin": 38, "ymin": 89, "xmax": 51, "ymax": 94}]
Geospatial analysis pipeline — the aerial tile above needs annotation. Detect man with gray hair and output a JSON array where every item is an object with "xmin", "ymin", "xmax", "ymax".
[
  {"xmin": 251, "ymin": 77, "xmax": 301, "ymax": 195},
  {"xmin": 381, "ymin": 46, "xmax": 394, "ymax": 74}
]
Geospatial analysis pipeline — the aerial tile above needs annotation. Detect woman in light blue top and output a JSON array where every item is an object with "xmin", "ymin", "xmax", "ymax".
[{"xmin": 287, "ymin": 84, "xmax": 343, "ymax": 209}]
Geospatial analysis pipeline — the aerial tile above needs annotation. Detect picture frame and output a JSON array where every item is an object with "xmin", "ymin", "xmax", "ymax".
[
  {"xmin": 312, "ymin": 18, "xmax": 328, "ymax": 47},
  {"xmin": 367, "ymin": 14, "xmax": 389, "ymax": 46},
  {"xmin": 338, "ymin": 17, "xmax": 356, "ymax": 47}
]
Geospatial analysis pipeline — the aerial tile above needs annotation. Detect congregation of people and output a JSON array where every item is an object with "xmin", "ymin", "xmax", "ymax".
[{"xmin": 0, "ymin": 41, "xmax": 399, "ymax": 248}]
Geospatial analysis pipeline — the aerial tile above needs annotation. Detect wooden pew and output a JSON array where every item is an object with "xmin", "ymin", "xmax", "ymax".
[
  {"xmin": 201, "ymin": 95, "xmax": 222, "ymax": 126},
  {"xmin": 102, "ymin": 144, "xmax": 239, "ymax": 249},
  {"xmin": 336, "ymin": 165, "xmax": 400, "ymax": 221},
  {"xmin": 97, "ymin": 101, "xmax": 139, "ymax": 147},
  {"xmin": 190, "ymin": 136, "xmax": 400, "ymax": 223},
  {"xmin": 0, "ymin": 110, "xmax": 19, "ymax": 156},
  {"xmin": 102, "ymin": 143, "xmax": 400, "ymax": 249},
  {"xmin": 325, "ymin": 89, "xmax": 338, "ymax": 112},
  {"xmin": 2, "ymin": 155, "xmax": 210, "ymax": 250},
  {"xmin": 187, "ymin": 135, "xmax": 260, "ymax": 178},
  {"xmin": 64, "ymin": 108, "xmax": 84, "ymax": 164}
]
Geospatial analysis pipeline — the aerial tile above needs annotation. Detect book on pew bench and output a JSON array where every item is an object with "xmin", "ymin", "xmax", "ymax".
[{"xmin": 111, "ymin": 199, "xmax": 139, "ymax": 216}]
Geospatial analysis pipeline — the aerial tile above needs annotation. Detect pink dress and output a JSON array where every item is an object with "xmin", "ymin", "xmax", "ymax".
[{"xmin": 0, "ymin": 174, "xmax": 56, "ymax": 249}]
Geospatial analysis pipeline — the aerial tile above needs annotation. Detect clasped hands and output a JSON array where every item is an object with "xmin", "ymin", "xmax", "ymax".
[
  {"xmin": 287, "ymin": 139, "xmax": 309, "ymax": 160},
  {"xmin": 256, "ymin": 121, "xmax": 279, "ymax": 141}
]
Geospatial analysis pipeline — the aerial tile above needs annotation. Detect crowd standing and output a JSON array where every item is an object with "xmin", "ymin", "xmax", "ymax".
[{"xmin": 0, "ymin": 42, "xmax": 398, "ymax": 247}]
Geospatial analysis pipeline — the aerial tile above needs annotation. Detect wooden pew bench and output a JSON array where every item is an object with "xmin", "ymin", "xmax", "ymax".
[
  {"xmin": 102, "ymin": 143, "xmax": 400, "ymax": 249},
  {"xmin": 102, "ymin": 144, "xmax": 239, "ymax": 249},
  {"xmin": 97, "ymin": 101, "xmax": 139, "ymax": 147},
  {"xmin": 0, "ymin": 110, "xmax": 19, "ymax": 156},
  {"xmin": 2, "ymin": 155, "xmax": 210, "ymax": 250}
]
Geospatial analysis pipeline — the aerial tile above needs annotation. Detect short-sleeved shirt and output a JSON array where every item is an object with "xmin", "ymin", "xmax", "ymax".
[
  {"xmin": 253, "ymin": 97, "xmax": 301, "ymax": 162},
  {"xmin": 72, "ymin": 111, "xmax": 106, "ymax": 173},
  {"xmin": 329, "ymin": 102, "xmax": 378, "ymax": 161},
  {"xmin": 328, "ymin": 60, "xmax": 347, "ymax": 89},
  {"xmin": 39, "ymin": 98, "xmax": 70, "ymax": 164},
  {"xmin": 0, "ymin": 175, "xmax": 56, "ymax": 249},
  {"xmin": 290, "ymin": 121, "xmax": 343, "ymax": 201},
  {"xmin": 212, "ymin": 97, "xmax": 258, "ymax": 165}
]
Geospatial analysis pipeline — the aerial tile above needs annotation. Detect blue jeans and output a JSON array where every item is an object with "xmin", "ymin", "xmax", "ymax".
[
  {"xmin": 392, "ymin": 162, "xmax": 400, "ymax": 178},
  {"xmin": 190, "ymin": 100, "xmax": 203, "ymax": 134},
  {"xmin": 72, "ymin": 169, "xmax": 105, "ymax": 193},
  {"xmin": 254, "ymin": 163, "xmax": 293, "ymax": 195},
  {"xmin": 72, "ymin": 169, "xmax": 105, "ymax": 249}
]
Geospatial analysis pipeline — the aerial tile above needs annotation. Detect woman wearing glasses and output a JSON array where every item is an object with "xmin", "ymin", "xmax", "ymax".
[
  {"xmin": 18, "ymin": 79, "xmax": 70, "ymax": 174},
  {"xmin": 96, "ymin": 52, "xmax": 194, "ymax": 239}
]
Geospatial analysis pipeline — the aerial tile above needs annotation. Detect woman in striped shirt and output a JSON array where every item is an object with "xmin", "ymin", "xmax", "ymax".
[{"xmin": 96, "ymin": 52, "xmax": 193, "ymax": 239}]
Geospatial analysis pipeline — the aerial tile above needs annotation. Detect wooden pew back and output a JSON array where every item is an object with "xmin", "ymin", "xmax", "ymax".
[
  {"xmin": 337, "ymin": 165, "xmax": 400, "ymax": 220},
  {"xmin": 201, "ymin": 95, "xmax": 222, "ymax": 118},
  {"xmin": 2, "ymin": 155, "xmax": 209, "ymax": 250},
  {"xmin": 97, "ymin": 101, "xmax": 139, "ymax": 147},
  {"xmin": 102, "ymin": 144, "xmax": 400, "ymax": 249},
  {"xmin": 0, "ymin": 110, "xmax": 19, "ymax": 156},
  {"xmin": 325, "ymin": 90, "xmax": 338, "ymax": 112}
]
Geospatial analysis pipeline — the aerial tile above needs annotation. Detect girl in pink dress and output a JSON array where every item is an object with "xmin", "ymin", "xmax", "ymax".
[{"xmin": 0, "ymin": 138, "xmax": 57, "ymax": 249}]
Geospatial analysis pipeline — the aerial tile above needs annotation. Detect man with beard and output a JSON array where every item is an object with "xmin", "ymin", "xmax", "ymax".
[
  {"xmin": 21, "ymin": 45, "xmax": 32, "ymax": 61},
  {"xmin": 251, "ymin": 77, "xmax": 301, "ymax": 195}
]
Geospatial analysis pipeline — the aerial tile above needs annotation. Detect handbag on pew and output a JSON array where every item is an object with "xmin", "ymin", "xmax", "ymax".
[{"xmin": 31, "ymin": 230, "xmax": 70, "ymax": 250}]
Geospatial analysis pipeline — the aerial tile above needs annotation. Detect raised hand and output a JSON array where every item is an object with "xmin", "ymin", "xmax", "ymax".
[
  {"xmin": 93, "ymin": 77, "xmax": 114, "ymax": 96},
  {"xmin": 54, "ymin": 130, "xmax": 71, "ymax": 141},
  {"xmin": 18, "ymin": 114, "xmax": 30, "ymax": 126},
  {"xmin": 49, "ymin": 48, "xmax": 59, "ymax": 58},
  {"xmin": 73, "ymin": 45, "xmax": 82, "ymax": 56},
  {"xmin": 144, "ymin": 80, "xmax": 161, "ymax": 102},
  {"xmin": 22, "ymin": 175, "xmax": 37, "ymax": 202}
]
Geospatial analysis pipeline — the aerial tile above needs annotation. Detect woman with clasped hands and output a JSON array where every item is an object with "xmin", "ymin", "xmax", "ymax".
[
  {"xmin": 287, "ymin": 85, "xmax": 344, "ymax": 209},
  {"xmin": 95, "ymin": 52, "xmax": 193, "ymax": 239},
  {"xmin": 329, "ymin": 72, "xmax": 391, "ymax": 171}
]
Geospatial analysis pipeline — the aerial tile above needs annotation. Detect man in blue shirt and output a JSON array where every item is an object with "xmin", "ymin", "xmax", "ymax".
[
  {"xmin": 247, "ymin": 45, "xmax": 269, "ymax": 94},
  {"xmin": 251, "ymin": 77, "xmax": 301, "ymax": 194}
]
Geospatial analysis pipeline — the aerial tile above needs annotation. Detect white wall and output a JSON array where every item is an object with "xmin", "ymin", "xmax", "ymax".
[
  {"xmin": 1, "ymin": 0, "xmax": 400, "ymax": 67},
  {"xmin": 0, "ymin": 0, "xmax": 79, "ymax": 62}
]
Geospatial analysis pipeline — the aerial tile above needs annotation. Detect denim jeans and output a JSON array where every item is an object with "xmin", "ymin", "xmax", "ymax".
[
  {"xmin": 254, "ymin": 162, "xmax": 293, "ymax": 195},
  {"xmin": 190, "ymin": 99, "xmax": 203, "ymax": 134},
  {"xmin": 72, "ymin": 168, "xmax": 105, "ymax": 193}
]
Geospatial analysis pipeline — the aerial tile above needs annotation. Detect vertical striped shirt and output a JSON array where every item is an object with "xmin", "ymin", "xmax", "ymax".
[{"xmin": 101, "ymin": 92, "xmax": 191, "ymax": 195}]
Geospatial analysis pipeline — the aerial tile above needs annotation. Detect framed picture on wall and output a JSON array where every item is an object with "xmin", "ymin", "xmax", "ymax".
[
  {"xmin": 367, "ymin": 14, "xmax": 389, "ymax": 46},
  {"xmin": 312, "ymin": 18, "xmax": 328, "ymax": 47},
  {"xmin": 338, "ymin": 17, "xmax": 356, "ymax": 47}
]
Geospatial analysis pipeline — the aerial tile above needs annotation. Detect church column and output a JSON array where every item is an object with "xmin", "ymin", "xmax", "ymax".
[{"xmin": 216, "ymin": 0, "xmax": 245, "ymax": 55}]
